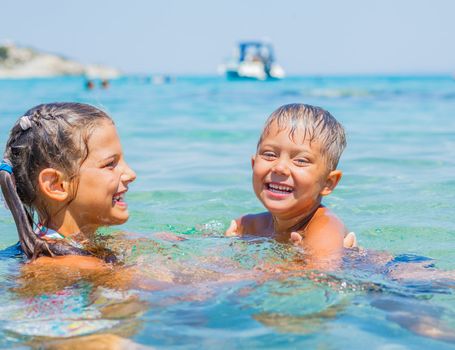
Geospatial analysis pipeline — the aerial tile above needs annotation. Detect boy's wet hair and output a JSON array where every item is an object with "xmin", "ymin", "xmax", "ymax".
[
  {"xmin": 0, "ymin": 102, "xmax": 117, "ymax": 262},
  {"xmin": 258, "ymin": 103, "xmax": 347, "ymax": 171}
]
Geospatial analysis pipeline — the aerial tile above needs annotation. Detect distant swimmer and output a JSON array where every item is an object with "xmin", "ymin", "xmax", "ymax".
[
  {"xmin": 101, "ymin": 79, "xmax": 110, "ymax": 89},
  {"xmin": 152, "ymin": 75, "xmax": 172, "ymax": 85},
  {"xmin": 85, "ymin": 80, "xmax": 95, "ymax": 90}
]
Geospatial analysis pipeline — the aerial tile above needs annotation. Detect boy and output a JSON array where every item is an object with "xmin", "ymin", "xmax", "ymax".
[{"xmin": 226, "ymin": 103, "xmax": 355, "ymax": 268}]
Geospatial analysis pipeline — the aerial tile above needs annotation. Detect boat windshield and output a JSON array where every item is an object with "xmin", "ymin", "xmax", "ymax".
[{"xmin": 238, "ymin": 42, "xmax": 275, "ymax": 65}]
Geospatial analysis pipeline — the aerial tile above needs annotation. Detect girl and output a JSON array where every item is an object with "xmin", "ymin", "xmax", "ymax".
[{"xmin": 0, "ymin": 102, "xmax": 136, "ymax": 267}]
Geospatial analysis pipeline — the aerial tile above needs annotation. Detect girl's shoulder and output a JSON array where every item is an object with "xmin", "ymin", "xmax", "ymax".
[{"xmin": 31, "ymin": 255, "xmax": 110, "ymax": 271}]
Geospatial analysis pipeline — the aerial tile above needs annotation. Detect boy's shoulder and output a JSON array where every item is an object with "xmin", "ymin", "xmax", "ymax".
[
  {"xmin": 300, "ymin": 206, "xmax": 346, "ymax": 249},
  {"xmin": 237, "ymin": 212, "xmax": 274, "ymax": 236}
]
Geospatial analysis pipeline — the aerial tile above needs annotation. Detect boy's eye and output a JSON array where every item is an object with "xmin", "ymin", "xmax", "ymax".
[
  {"xmin": 294, "ymin": 158, "xmax": 310, "ymax": 166},
  {"xmin": 261, "ymin": 151, "xmax": 277, "ymax": 160}
]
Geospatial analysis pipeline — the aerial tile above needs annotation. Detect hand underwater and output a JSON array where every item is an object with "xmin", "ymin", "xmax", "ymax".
[
  {"xmin": 225, "ymin": 220, "xmax": 239, "ymax": 237},
  {"xmin": 290, "ymin": 231, "xmax": 358, "ymax": 249},
  {"xmin": 225, "ymin": 220, "xmax": 358, "ymax": 249},
  {"xmin": 343, "ymin": 232, "xmax": 358, "ymax": 248}
]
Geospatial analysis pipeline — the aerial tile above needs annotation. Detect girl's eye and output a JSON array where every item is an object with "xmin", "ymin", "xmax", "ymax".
[{"xmin": 104, "ymin": 160, "xmax": 117, "ymax": 169}]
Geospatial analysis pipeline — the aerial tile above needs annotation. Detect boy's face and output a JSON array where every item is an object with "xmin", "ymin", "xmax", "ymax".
[{"xmin": 252, "ymin": 122, "xmax": 340, "ymax": 220}]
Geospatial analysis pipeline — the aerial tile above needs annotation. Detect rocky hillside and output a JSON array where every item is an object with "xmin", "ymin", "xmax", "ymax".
[{"xmin": 0, "ymin": 43, "xmax": 120, "ymax": 78}]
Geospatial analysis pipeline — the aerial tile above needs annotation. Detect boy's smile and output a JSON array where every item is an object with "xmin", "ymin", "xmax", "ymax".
[
  {"xmin": 265, "ymin": 182, "xmax": 294, "ymax": 198},
  {"xmin": 252, "ymin": 122, "xmax": 337, "ymax": 222}
]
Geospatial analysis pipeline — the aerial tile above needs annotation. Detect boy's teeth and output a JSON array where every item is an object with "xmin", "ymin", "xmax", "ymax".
[{"xmin": 268, "ymin": 183, "xmax": 293, "ymax": 192}]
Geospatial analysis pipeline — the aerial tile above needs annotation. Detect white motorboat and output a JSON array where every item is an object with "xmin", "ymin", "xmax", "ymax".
[{"xmin": 219, "ymin": 41, "xmax": 285, "ymax": 80}]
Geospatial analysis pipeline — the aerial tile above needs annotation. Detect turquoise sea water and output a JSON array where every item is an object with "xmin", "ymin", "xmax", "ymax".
[{"xmin": 0, "ymin": 76, "xmax": 454, "ymax": 349}]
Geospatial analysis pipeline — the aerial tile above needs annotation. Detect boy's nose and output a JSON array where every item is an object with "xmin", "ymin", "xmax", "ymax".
[{"xmin": 272, "ymin": 160, "xmax": 290, "ymax": 176}]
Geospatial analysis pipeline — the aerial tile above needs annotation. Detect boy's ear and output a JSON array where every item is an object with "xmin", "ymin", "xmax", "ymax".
[
  {"xmin": 320, "ymin": 170, "xmax": 342, "ymax": 196},
  {"xmin": 38, "ymin": 168, "xmax": 70, "ymax": 202},
  {"xmin": 251, "ymin": 155, "xmax": 255, "ymax": 169}
]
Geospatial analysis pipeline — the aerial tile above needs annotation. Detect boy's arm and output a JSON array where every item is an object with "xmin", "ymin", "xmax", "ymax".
[
  {"xmin": 224, "ymin": 214, "xmax": 257, "ymax": 237},
  {"xmin": 224, "ymin": 213, "xmax": 270, "ymax": 237},
  {"xmin": 225, "ymin": 219, "xmax": 242, "ymax": 237},
  {"xmin": 226, "ymin": 214, "xmax": 357, "ymax": 248},
  {"xmin": 291, "ymin": 231, "xmax": 357, "ymax": 249}
]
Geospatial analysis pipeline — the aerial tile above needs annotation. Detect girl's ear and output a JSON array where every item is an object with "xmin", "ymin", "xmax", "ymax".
[
  {"xmin": 320, "ymin": 170, "xmax": 342, "ymax": 196},
  {"xmin": 251, "ymin": 156, "xmax": 255, "ymax": 169},
  {"xmin": 38, "ymin": 168, "xmax": 70, "ymax": 202}
]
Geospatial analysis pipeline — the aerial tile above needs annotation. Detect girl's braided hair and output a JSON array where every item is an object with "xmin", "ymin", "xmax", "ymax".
[{"xmin": 0, "ymin": 102, "xmax": 117, "ymax": 262}]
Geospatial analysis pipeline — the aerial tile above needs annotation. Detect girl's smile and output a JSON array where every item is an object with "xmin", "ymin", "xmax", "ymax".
[
  {"xmin": 112, "ymin": 190, "xmax": 127, "ymax": 208},
  {"xmin": 64, "ymin": 120, "xmax": 136, "ymax": 235}
]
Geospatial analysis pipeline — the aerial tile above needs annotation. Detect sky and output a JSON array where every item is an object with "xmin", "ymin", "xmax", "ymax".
[{"xmin": 1, "ymin": 0, "xmax": 455, "ymax": 75}]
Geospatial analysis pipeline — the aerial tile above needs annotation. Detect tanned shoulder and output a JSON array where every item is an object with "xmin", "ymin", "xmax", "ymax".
[
  {"xmin": 303, "ymin": 206, "xmax": 346, "ymax": 253},
  {"xmin": 239, "ymin": 212, "xmax": 273, "ymax": 236}
]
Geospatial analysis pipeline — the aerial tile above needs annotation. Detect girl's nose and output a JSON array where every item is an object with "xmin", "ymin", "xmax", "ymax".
[{"xmin": 121, "ymin": 162, "xmax": 137, "ymax": 184}]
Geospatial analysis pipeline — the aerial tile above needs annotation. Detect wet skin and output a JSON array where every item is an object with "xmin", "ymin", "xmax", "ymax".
[{"xmin": 229, "ymin": 122, "xmax": 347, "ymax": 269}]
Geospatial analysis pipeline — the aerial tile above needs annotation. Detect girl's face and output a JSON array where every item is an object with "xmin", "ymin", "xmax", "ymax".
[{"xmin": 66, "ymin": 120, "xmax": 136, "ymax": 232}]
